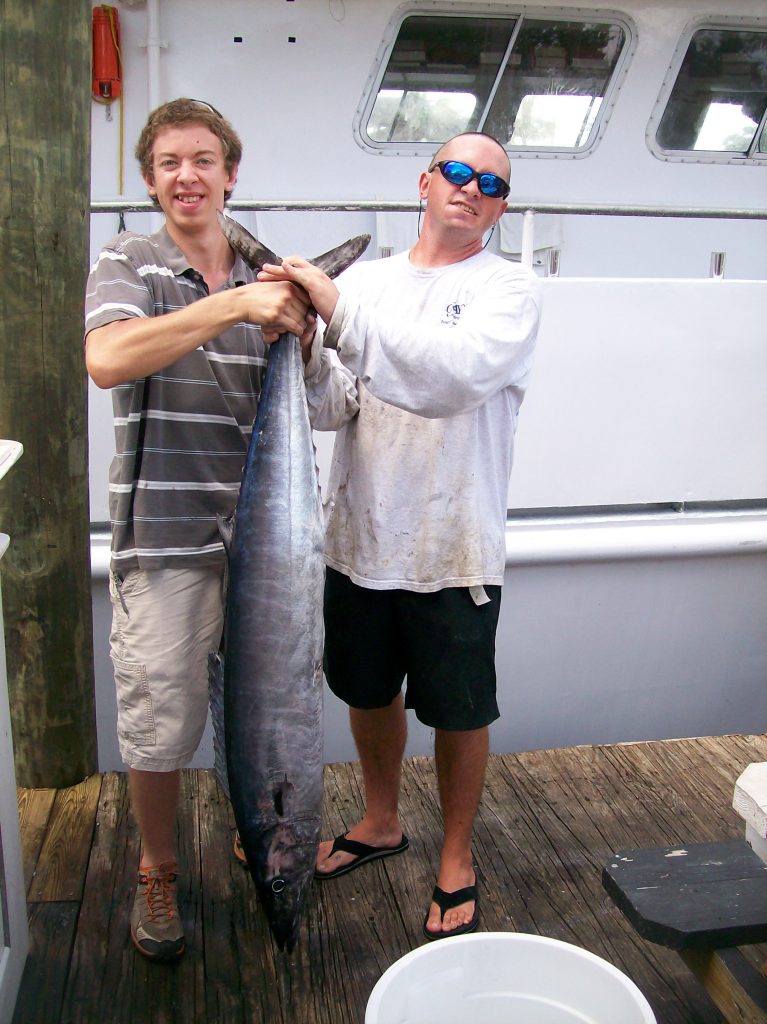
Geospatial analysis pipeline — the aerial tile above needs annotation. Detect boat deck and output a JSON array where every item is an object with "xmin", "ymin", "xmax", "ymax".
[{"xmin": 14, "ymin": 733, "xmax": 767, "ymax": 1024}]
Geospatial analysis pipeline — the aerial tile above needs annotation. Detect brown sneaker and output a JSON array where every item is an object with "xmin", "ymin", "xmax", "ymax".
[{"xmin": 130, "ymin": 862, "xmax": 185, "ymax": 961}]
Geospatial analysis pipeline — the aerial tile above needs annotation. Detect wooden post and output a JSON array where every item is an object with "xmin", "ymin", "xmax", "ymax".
[{"xmin": 0, "ymin": 0, "xmax": 97, "ymax": 787}]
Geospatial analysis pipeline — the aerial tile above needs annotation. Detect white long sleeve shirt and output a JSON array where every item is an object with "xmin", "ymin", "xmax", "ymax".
[{"xmin": 322, "ymin": 248, "xmax": 541, "ymax": 592}]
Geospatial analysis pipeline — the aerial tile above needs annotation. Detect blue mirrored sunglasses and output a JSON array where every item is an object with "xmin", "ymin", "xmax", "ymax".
[{"xmin": 430, "ymin": 160, "xmax": 510, "ymax": 199}]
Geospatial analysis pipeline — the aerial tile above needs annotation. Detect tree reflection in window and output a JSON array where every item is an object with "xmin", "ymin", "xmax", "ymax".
[
  {"xmin": 656, "ymin": 29, "xmax": 767, "ymax": 156},
  {"xmin": 364, "ymin": 13, "xmax": 627, "ymax": 151},
  {"xmin": 485, "ymin": 21, "xmax": 624, "ymax": 147},
  {"xmin": 367, "ymin": 16, "xmax": 516, "ymax": 143}
]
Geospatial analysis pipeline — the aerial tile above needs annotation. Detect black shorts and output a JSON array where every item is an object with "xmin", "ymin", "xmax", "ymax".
[{"xmin": 323, "ymin": 567, "xmax": 502, "ymax": 731}]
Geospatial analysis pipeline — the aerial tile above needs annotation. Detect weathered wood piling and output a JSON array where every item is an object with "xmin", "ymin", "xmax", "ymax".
[{"xmin": 0, "ymin": 0, "xmax": 97, "ymax": 787}]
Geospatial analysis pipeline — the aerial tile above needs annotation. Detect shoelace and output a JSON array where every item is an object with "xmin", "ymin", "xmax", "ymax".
[{"xmin": 139, "ymin": 867, "xmax": 178, "ymax": 922}]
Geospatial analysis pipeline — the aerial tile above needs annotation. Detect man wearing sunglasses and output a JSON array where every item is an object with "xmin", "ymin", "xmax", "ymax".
[{"xmin": 260, "ymin": 131, "xmax": 541, "ymax": 940}]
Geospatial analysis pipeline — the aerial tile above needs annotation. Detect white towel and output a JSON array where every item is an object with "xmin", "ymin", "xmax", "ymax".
[
  {"xmin": 375, "ymin": 211, "xmax": 419, "ymax": 256},
  {"xmin": 500, "ymin": 213, "xmax": 563, "ymax": 255}
]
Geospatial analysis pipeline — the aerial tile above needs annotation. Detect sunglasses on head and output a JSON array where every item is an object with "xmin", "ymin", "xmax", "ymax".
[
  {"xmin": 190, "ymin": 98, "xmax": 224, "ymax": 118},
  {"xmin": 429, "ymin": 160, "xmax": 510, "ymax": 199}
]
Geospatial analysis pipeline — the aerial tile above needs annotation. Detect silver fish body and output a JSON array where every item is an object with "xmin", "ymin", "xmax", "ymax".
[
  {"xmin": 213, "ymin": 214, "xmax": 369, "ymax": 952},
  {"xmin": 223, "ymin": 329, "xmax": 325, "ymax": 952}
]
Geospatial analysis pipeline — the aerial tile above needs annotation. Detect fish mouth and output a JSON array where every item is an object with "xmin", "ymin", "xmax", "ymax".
[
  {"xmin": 266, "ymin": 902, "xmax": 301, "ymax": 953},
  {"xmin": 242, "ymin": 824, "xmax": 319, "ymax": 951},
  {"xmin": 253, "ymin": 867, "xmax": 306, "ymax": 953}
]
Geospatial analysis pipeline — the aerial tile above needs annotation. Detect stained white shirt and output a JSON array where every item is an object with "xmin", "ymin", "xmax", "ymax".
[{"xmin": 321, "ymin": 249, "xmax": 542, "ymax": 592}]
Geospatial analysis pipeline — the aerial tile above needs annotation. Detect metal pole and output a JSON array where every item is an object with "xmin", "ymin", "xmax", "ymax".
[{"xmin": 90, "ymin": 198, "xmax": 767, "ymax": 220}]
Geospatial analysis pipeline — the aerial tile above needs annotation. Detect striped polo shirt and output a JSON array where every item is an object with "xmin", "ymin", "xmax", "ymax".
[{"xmin": 84, "ymin": 226, "xmax": 265, "ymax": 572}]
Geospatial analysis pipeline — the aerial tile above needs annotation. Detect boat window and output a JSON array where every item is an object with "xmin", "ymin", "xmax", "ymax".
[
  {"xmin": 651, "ymin": 25, "xmax": 767, "ymax": 162},
  {"xmin": 366, "ymin": 16, "xmax": 516, "ymax": 144},
  {"xmin": 356, "ymin": 8, "xmax": 632, "ymax": 155}
]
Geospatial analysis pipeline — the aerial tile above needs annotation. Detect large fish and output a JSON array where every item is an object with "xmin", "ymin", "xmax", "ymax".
[{"xmin": 211, "ymin": 213, "xmax": 369, "ymax": 952}]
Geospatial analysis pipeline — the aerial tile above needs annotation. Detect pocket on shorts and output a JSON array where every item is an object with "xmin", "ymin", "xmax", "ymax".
[
  {"xmin": 109, "ymin": 568, "xmax": 142, "ymax": 615},
  {"xmin": 111, "ymin": 654, "xmax": 157, "ymax": 746}
]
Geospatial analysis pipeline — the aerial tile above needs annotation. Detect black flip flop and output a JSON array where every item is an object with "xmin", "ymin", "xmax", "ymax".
[
  {"xmin": 423, "ymin": 883, "xmax": 480, "ymax": 940},
  {"xmin": 314, "ymin": 832, "xmax": 409, "ymax": 880}
]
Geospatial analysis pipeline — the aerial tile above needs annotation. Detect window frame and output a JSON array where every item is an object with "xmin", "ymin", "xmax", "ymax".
[
  {"xmin": 352, "ymin": 2, "xmax": 637, "ymax": 159},
  {"xmin": 647, "ymin": 15, "xmax": 767, "ymax": 165}
]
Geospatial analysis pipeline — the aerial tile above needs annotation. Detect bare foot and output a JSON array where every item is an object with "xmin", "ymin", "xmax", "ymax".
[
  {"xmin": 424, "ymin": 862, "xmax": 477, "ymax": 936},
  {"xmin": 315, "ymin": 820, "xmax": 405, "ymax": 876}
]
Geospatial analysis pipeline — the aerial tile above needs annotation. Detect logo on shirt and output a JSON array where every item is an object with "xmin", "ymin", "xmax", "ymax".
[{"xmin": 441, "ymin": 302, "xmax": 465, "ymax": 326}]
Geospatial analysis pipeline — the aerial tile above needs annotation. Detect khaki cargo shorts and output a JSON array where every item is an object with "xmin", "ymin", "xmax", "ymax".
[{"xmin": 109, "ymin": 565, "xmax": 225, "ymax": 771}]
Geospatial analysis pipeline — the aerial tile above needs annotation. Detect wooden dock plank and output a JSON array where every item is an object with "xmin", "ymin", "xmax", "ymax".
[
  {"xmin": 197, "ymin": 768, "xmax": 295, "ymax": 1024},
  {"xmin": 16, "ymin": 786, "xmax": 56, "ymax": 892},
  {"xmin": 197, "ymin": 769, "xmax": 248, "ymax": 1024},
  {"xmin": 62, "ymin": 771, "xmax": 140, "ymax": 1024},
  {"xmin": 11, "ymin": 902, "xmax": 79, "ymax": 1024},
  {"xmin": 27, "ymin": 773, "xmax": 102, "ymax": 902},
  {"xmin": 12, "ymin": 734, "xmax": 767, "ymax": 1024},
  {"xmin": 310, "ymin": 758, "xmax": 422, "ymax": 1021}
]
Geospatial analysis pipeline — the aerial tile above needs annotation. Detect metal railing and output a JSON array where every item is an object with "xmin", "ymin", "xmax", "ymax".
[{"xmin": 91, "ymin": 198, "xmax": 767, "ymax": 220}]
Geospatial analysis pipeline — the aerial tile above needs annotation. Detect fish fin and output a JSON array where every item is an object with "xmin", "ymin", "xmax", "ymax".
[
  {"xmin": 217, "ymin": 511, "xmax": 236, "ymax": 554},
  {"xmin": 207, "ymin": 648, "xmax": 230, "ymax": 799},
  {"xmin": 217, "ymin": 211, "xmax": 280, "ymax": 270},
  {"xmin": 219, "ymin": 211, "xmax": 369, "ymax": 280},
  {"xmin": 309, "ymin": 234, "xmax": 371, "ymax": 280}
]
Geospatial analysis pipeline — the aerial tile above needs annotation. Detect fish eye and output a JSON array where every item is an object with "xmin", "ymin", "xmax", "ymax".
[{"xmin": 271, "ymin": 877, "xmax": 287, "ymax": 893}]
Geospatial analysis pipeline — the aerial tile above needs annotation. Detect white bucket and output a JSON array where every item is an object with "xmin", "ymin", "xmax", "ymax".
[{"xmin": 365, "ymin": 932, "xmax": 656, "ymax": 1024}]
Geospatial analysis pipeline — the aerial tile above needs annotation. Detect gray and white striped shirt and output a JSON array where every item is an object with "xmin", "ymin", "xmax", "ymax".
[{"xmin": 85, "ymin": 226, "xmax": 269, "ymax": 571}]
